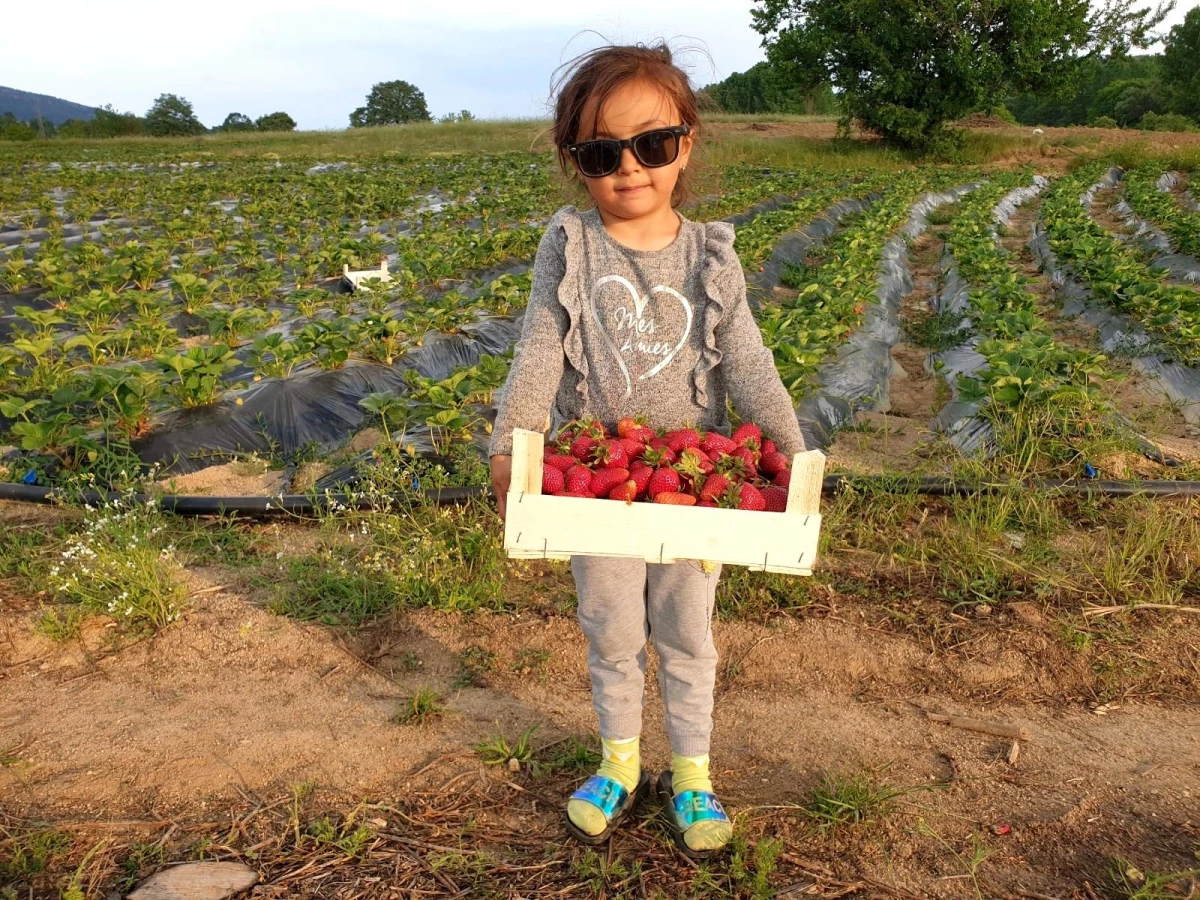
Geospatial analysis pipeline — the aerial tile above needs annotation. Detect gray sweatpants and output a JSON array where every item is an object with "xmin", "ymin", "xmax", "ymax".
[{"xmin": 571, "ymin": 556, "xmax": 722, "ymax": 758}]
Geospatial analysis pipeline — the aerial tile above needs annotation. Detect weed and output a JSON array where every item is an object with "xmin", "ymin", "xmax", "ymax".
[
  {"xmin": 571, "ymin": 849, "xmax": 635, "ymax": 895},
  {"xmin": 917, "ymin": 818, "xmax": 994, "ymax": 900},
  {"xmin": 118, "ymin": 839, "xmax": 165, "ymax": 891},
  {"xmin": 454, "ymin": 645, "xmax": 496, "ymax": 688},
  {"xmin": 0, "ymin": 829, "xmax": 71, "ymax": 882},
  {"xmin": 537, "ymin": 736, "xmax": 601, "ymax": 777},
  {"xmin": 717, "ymin": 569, "xmax": 812, "ymax": 620},
  {"xmin": 904, "ymin": 309, "xmax": 971, "ymax": 352},
  {"xmin": 267, "ymin": 552, "xmax": 400, "ymax": 626},
  {"xmin": 1107, "ymin": 858, "xmax": 1200, "ymax": 899},
  {"xmin": 474, "ymin": 725, "xmax": 538, "ymax": 769},
  {"xmin": 306, "ymin": 814, "xmax": 375, "ymax": 859},
  {"xmin": 391, "ymin": 687, "xmax": 443, "ymax": 726},
  {"xmin": 35, "ymin": 604, "xmax": 85, "ymax": 641},
  {"xmin": 512, "ymin": 646, "xmax": 552, "ymax": 677},
  {"xmin": 396, "ymin": 651, "xmax": 422, "ymax": 672},
  {"xmin": 802, "ymin": 770, "xmax": 920, "ymax": 832}
]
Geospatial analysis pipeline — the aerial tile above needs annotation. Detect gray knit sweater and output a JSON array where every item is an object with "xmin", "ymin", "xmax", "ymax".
[{"xmin": 488, "ymin": 205, "xmax": 806, "ymax": 457}]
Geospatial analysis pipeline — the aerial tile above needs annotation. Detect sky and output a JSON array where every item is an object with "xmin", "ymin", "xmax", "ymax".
[
  {"xmin": 4, "ymin": 1, "xmax": 1195, "ymax": 130},
  {"xmin": 3, "ymin": 1, "xmax": 769, "ymax": 129}
]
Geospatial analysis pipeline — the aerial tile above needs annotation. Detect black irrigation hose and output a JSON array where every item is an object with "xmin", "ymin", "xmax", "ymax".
[{"xmin": 3, "ymin": 475, "xmax": 1200, "ymax": 518}]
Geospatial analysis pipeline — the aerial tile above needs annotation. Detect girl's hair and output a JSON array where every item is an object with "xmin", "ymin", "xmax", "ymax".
[{"xmin": 551, "ymin": 41, "xmax": 702, "ymax": 208}]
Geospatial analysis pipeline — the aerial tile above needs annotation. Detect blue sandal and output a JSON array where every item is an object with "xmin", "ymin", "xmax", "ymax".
[
  {"xmin": 564, "ymin": 771, "xmax": 651, "ymax": 845},
  {"xmin": 656, "ymin": 770, "xmax": 732, "ymax": 860}
]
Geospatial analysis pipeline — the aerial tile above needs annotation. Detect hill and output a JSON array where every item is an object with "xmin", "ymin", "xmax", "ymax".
[{"xmin": 0, "ymin": 86, "xmax": 96, "ymax": 124}]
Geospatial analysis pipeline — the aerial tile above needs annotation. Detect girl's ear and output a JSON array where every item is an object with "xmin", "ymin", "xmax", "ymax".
[{"xmin": 677, "ymin": 127, "xmax": 696, "ymax": 171}]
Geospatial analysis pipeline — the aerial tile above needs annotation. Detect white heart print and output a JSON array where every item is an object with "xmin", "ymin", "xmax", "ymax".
[{"xmin": 589, "ymin": 274, "xmax": 694, "ymax": 399}]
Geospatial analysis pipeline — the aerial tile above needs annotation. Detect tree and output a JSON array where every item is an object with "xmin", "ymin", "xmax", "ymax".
[
  {"xmin": 349, "ymin": 80, "xmax": 431, "ymax": 127},
  {"xmin": 704, "ymin": 61, "xmax": 838, "ymax": 115},
  {"xmin": 1163, "ymin": 6, "xmax": 1200, "ymax": 119},
  {"xmin": 220, "ymin": 112, "xmax": 256, "ymax": 132},
  {"xmin": 1090, "ymin": 78, "xmax": 1170, "ymax": 126},
  {"xmin": 255, "ymin": 111, "xmax": 296, "ymax": 131},
  {"xmin": 92, "ymin": 104, "xmax": 144, "ymax": 137},
  {"xmin": 752, "ymin": 0, "xmax": 1174, "ymax": 149},
  {"xmin": 0, "ymin": 112, "xmax": 36, "ymax": 142},
  {"xmin": 144, "ymin": 93, "xmax": 205, "ymax": 137}
]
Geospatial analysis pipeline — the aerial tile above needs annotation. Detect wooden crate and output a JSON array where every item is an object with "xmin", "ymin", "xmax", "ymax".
[{"xmin": 503, "ymin": 428, "xmax": 825, "ymax": 575}]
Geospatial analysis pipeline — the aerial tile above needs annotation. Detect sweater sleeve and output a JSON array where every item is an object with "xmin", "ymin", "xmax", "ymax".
[
  {"xmin": 712, "ymin": 258, "xmax": 808, "ymax": 455},
  {"xmin": 487, "ymin": 222, "xmax": 569, "ymax": 457}
]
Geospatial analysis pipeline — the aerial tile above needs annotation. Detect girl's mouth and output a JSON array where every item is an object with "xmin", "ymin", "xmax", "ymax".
[{"xmin": 616, "ymin": 185, "xmax": 648, "ymax": 194}]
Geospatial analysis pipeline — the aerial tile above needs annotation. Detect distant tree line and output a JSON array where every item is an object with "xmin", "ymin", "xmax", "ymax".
[
  {"xmin": 1, "ymin": 77, "xmax": 475, "ymax": 140},
  {"xmin": 702, "ymin": 62, "xmax": 839, "ymax": 116}
]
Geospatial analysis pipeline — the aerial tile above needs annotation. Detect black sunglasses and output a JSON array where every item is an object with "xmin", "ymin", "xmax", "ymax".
[{"xmin": 566, "ymin": 125, "xmax": 691, "ymax": 178}]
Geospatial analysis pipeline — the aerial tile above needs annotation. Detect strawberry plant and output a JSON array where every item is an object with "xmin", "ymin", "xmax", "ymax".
[{"xmin": 154, "ymin": 345, "xmax": 241, "ymax": 407}]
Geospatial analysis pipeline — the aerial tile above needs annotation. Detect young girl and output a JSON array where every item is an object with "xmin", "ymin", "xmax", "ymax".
[{"xmin": 488, "ymin": 43, "xmax": 806, "ymax": 858}]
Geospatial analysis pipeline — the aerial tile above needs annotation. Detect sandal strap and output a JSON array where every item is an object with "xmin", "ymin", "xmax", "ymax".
[
  {"xmin": 570, "ymin": 775, "xmax": 630, "ymax": 822},
  {"xmin": 673, "ymin": 790, "xmax": 729, "ymax": 828}
]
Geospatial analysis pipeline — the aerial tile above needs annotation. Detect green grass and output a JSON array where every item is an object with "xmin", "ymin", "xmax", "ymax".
[
  {"xmin": 474, "ymin": 725, "xmax": 538, "ymax": 769},
  {"xmin": 801, "ymin": 770, "xmax": 925, "ymax": 832},
  {"xmin": 390, "ymin": 687, "xmax": 444, "ymax": 726},
  {"xmin": 1107, "ymin": 859, "xmax": 1200, "ymax": 899}
]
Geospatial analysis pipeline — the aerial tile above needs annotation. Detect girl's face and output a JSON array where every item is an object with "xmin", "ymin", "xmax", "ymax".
[{"xmin": 574, "ymin": 78, "xmax": 694, "ymax": 225}]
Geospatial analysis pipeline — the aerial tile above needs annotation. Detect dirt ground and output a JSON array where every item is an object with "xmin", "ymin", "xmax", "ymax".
[{"xmin": 2, "ymin": 495, "xmax": 1199, "ymax": 899}]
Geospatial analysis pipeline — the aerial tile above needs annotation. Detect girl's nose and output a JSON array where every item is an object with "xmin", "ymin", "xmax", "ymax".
[{"xmin": 617, "ymin": 146, "xmax": 641, "ymax": 175}]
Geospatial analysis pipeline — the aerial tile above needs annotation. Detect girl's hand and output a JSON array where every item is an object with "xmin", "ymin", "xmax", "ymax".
[{"xmin": 490, "ymin": 455, "xmax": 512, "ymax": 521}]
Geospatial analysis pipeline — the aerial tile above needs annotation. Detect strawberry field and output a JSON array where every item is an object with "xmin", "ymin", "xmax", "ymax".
[{"xmin": 2, "ymin": 124, "xmax": 1200, "ymax": 899}]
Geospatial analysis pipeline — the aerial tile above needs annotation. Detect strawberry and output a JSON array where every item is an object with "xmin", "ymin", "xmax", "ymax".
[
  {"xmin": 642, "ymin": 445, "xmax": 677, "ymax": 467},
  {"xmin": 570, "ymin": 435, "xmax": 599, "ymax": 462},
  {"xmin": 698, "ymin": 473, "xmax": 731, "ymax": 503},
  {"xmin": 545, "ymin": 452, "xmax": 576, "ymax": 473},
  {"xmin": 697, "ymin": 499, "xmax": 718, "ymax": 507},
  {"xmin": 647, "ymin": 466, "xmax": 680, "ymax": 499},
  {"xmin": 542, "ymin": 464, "xmax": 565, "ymax": 495},
  {"xmin": 762, "ymin": 485, "xmax": 789, "ymax": 512},
  {"xmin": 772, "ymin": 469, "xmax": 791, "ymax": 488},
  {"xmin": 759, "ymin": 450, "xmax": 791, "ymax": 477},
  {"xmin": 676, "ymin": 448, "xmax": 714, "ymax": 488},
  {"xmin": 590, "ymin": 467, "xmax": 630, "ymax": 497},
  {"xmin": 629, "ymin": 464, "xmax": 653, "ymax": 497},
  {"xmin": 720, "ymin": 482, "xmax": 766, "ymax": 511},
  {"xmin": 761, "ymin": 438, "xmax": 777, "ymax": 457},
  {"xmin": 559, "ymin": 490, "xmax": 596, "ymax": 498},
  {"xmin": 617, "ymin": 416, "xmax": 656, "ymax": 443},
  {"xmin": 666, "ymin": 428, "xmax": 701, "ymax": 454},
  {"xmin": 653, "ymin": 491, "xmax": 697, "ymax": 506},
  {"xmin": 591, "ymin": 438, "xmax": 629, "ymax": 469},
  {"xmin": 713, "ymin": 452, "xmax": 751, "ymax": 482},
  {"xmin": 731, "ymin": 423, "xmax": 762, "ymax": 447},
  {"xmin": 700, "ymin": 432, "xmax": 738, "ymax": 456},
  {"xmin": 732, "ymin": 446, "xmax": 758, "ymax": 470},
  {"xmin": 561, "ymin": 415, "xmax": 607, "ymax": 440},
  {"xmin": 648, "ymin": 436, "xmax": 671, "ymax": 452},
  {"xmin": 619, "ymin": 437, "xmax": 647, "ymax": 462},
  {"xmin": 566, "ymin": 464, "xmax": 594, "ymax": 494},
  {"xmin": 607, "ymin": 479, "xmax": 638, "ymax": 502}
]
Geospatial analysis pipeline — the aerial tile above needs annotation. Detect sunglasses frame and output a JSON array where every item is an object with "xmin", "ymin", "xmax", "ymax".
[{"xmin": 566, "ymin": 125, "xmax": 691, "ymax": 178}]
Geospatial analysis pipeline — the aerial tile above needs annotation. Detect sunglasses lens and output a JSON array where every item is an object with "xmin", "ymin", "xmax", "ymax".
[
  {"xmin": 633, "ymin": 130, "xmax": 678, "ymax": 167},
  {"xmin": 576, "ymin": 141, "xmax": 620, "ymax": 177}
]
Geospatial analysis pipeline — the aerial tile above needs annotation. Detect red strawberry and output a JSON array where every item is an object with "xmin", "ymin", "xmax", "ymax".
[
  {"xmin": 642, "ymin": 445, "xmax": 677, "ymax": 467},
  {"xmin": 560, "ymin": 416, "xmax": 607, "ymax": 441},
  {"xmin": 559, "ymin": 490, "xmax": 596, "ymax": 498},
  {"xmin": 617, "ymin": 416, "xmax": 641, "ymax": 439},
  {"xmin": 542, "ymin": 464, "xmax": 565, "ymax": 495},
  {"xmin": 566, "ymin": 464, "xmax": 593, "ymax": 494},
  {"xmin": 763, "ymin": 485, "xmax": 789, "ymax": 512},
  {"xmin": 667, "ymin": 428, "xmax": 701, "ymax": 454},
  {"xmin": 733, "ymin": 446, "xmax": 758, "ymax": 470},
  {"xmin": 700, "ymin": 432, "xmax": 738, "ymax": 456},
  {"xmin": 759, "ymin": 450, "xmax": 791, "ymax": 477},
  {"xmin": 647, "ymin": 467, "xmax": 680, "ymax": 499},
  {"xmin": 629, "ymin": 465, "xmax": 653, "ymax": 497},
  {"xmin": 697, "ymin": 499, "xmax": 718, "ymax": 507},
  {"xmin": 773, "ymin": 469, "xmax": 791, "ymax": 488},
  {"xmin": 620, "ymin": 437, "xmax": 647, "ymax": 462},
  {"xmin": 654, "ymin": 491, "xmax": 697, "ymax": 506},
  {"xmin": 761, "ymin": 438, "xmax": 777, "ymax": 457},
  {"xmin": 545, "ymin": 452, "xmax": 576, "ymax": 473},
  {"xmin": 592, "ymin": 438, "xmax": 630, "ymax": 469},
  {"xmin": 607, "ymin": 479, "xmax": 638, "ymax": 502},
  {"xmin": 570, "ymin": 435, "xmax": 598, "ymax": 462},
  {"xmin": 698, "ymin": 473, "xmax": 731, "ymax": 503},
  {"xmin": 720, "ymin": 482, "xmax": 766, "ymax": 511},
  {"xmin": 617, "ymin": 416, "xmax": 656, "ymax": 443},
  {"xmin": 648, "ymin": 436, "xmax": 671, "ymax": 452},
  {"xmin": 731, "ymin": 423, "xmax": 762, "ymax": 447},
  {"xmin": 713, "ymin": 452, "xmax": 751, "ymax": 482},
  {"xmin": 676, "ymin": 448, "xmax": 714, "ymax": 486},
  {"xmin": 590, "ymin": 467, "xmax": 630, "ymax": 496}
]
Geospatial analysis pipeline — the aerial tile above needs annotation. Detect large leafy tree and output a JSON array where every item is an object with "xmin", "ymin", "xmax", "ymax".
[
  {"xmin": 349, "ymin": 80, "xmax": 432, "ymax": 127},
  {"xmin": 144, "ymin": 93, "xmax": 205, "ymax": 137},
  {"xmin": 255, "ymin": 111, "xmax": 297, "ymax": 132},
  {"xmin": 752, "ymin": 0, "xmax": 1174, "ymax": 149},
  {"xmin": 220, "ymin": 112, "xmax": 256, "ymax": 132},
  {"xmin": 1162, "ymin": 6, "xmax": 1200, "ymax": 119}
]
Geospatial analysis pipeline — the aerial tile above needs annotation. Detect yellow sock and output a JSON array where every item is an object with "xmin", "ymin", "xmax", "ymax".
[
  {"xmin": 671, "ymin": 753, "xmax": 733, "ymax": 852},
  {"xmin": 567, "ymin": 736, "xmax": 640, "ymax": 837}
]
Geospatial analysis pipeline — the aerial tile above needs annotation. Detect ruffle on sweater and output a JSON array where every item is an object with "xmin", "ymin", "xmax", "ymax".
[
  {"xmin": 552, "ymin": 207, "xmax": 592, "ymax": 407},
  {"xmin": 693, "ymin": 220, "xmax": 737, "ymax": 406}
]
